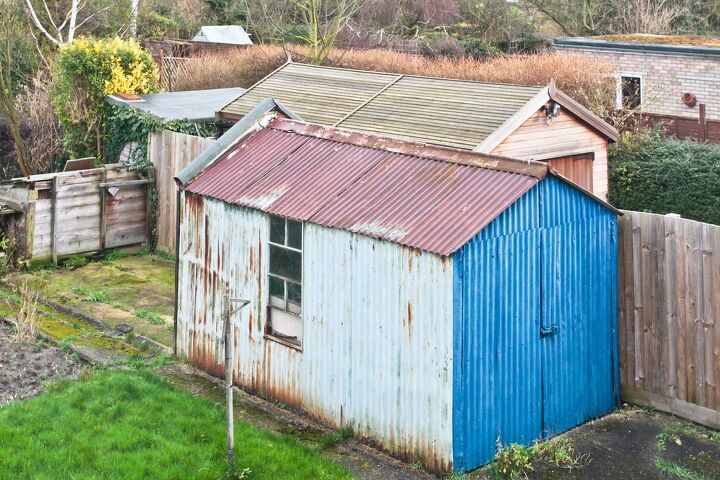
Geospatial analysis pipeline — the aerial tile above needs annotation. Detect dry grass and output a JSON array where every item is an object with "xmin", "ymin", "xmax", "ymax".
[
  {"xmin": 15, "ymin": 283, "xmax": 38, "ymax": 343},
  {"xmin": 171, "ymin": 45, "xmax": 617, "ymax": 120},
  {"xmin": 596, "ymin": 34, "xmax": 720, "ymax": 48},
  {"xmin": 17, "ymin": 69, "xmax": 63, "ymax": 175}
]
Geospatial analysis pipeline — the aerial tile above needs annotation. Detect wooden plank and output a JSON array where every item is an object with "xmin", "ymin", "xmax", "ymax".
[
  {"xmin": 99, "ymin": 179, "xmax": 155, "ymax": 188},
  {"xmin": 50, "ymin": 176, "xmax": 58, "ymax": 265},
  {"xmin": 631, "ymin": 212, "xmax": 645, "ymax": 385},
  {"xmin": 664, "ymin": 215, "xmax": 679, "ymax": 398},
  {"xmin": 617, "ymin": 216, "xmax": 628, "ymax": 387},
  {"xmin": 145, "ymin": 167, "xmax": 154, "ymax": 245},
  {"xmin": 0, "ymin": 194, "xmax": 25, "ymax": 212},
  {"xmin": 675, "ymin": 217, "xmax": 688, "ymax": 402},
  {"xmin": 701, "ymin": 222, "xmax": 716, "ymax": 409},
  {"xmin": 622, "ymin": 385, "xmax": 720, "ymax": 431},
  {"xmin": 684, "ymin": 221, "xmax": 699, "ymax": 405},
  {"xmin": 100, "ymin": 167, "xmax": 107, "ymax": 250}
]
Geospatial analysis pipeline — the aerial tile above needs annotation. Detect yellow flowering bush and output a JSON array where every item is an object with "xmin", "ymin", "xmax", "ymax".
[{"xmin": 52, "ymin": 37, "xmax": 159, "ymax": 159}]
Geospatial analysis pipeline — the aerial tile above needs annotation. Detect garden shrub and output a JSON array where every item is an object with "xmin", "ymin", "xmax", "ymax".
[
  {"xmin": 51, "ymin": 37, "xmax": 159, "ymax": 161},
  {"xmin": 609, "ymin": 130, "xmax": 720, "ymax": 225}
]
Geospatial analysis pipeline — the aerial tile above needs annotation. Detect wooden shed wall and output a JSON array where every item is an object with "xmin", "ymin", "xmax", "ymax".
[{"xmin": 491, "ymin": 110, "xmax": 609, "ymax": 200}]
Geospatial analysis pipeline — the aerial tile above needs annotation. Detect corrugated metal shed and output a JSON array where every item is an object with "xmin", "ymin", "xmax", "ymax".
[
  {"xmin": 185, "ymin": 116, "xmax": 545, "ymax": 256},
  {"xmin": 192, "ymin": 25, "xmax": 253, "ymax": 45},
  {"xmin": 218, "ymin": 63, "xmax": 543, "ymax": 149},
  {"xmin": 451, "ymin": 177, "xmax": 618, "ymax": 470}
]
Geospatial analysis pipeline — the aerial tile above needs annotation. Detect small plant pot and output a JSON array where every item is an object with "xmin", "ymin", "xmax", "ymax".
[{"xmin": 683, "ymin": 93, "xmax": 697, "ymax": 108}]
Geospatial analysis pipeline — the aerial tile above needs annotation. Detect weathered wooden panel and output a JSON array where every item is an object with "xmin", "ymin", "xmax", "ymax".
[
  {"xmin": 492, "ymin": 109, "xmax": 609, "ymax": 199},
  {"xmin": 149, "ymin": 130, "xmax": 215, "ymax": 254},
  {"xmin": 619, "ymin": 210, "xmax": 720, "ymax": 428},
  {"xmin": 2, "ymin": 164, "xmax": 152, "ymax": 263}
]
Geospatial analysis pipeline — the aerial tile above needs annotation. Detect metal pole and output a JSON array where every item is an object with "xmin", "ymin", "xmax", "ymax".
[{"xmin": 224, "ymin": 296, "xmax": 250, "ymax": 468}]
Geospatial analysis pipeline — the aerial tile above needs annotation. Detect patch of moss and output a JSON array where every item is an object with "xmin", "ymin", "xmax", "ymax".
[{"xmin": 595, "ymin": 34, "xmax": 720, "ymax": 48}]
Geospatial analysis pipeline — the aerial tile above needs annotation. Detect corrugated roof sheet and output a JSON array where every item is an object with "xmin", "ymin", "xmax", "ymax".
[
  {"xmin": 218, "ymin": 63, "xmax": 543, "ymax": 149},
  {"xmin": 222, "ymin": 63, "xmax": 399, "ymax": 125},
  {"xmin": 185, "ymin": 116, "xmax": 544, "ymax": 255},
  {"xmin": 192, "ymin": 25, "xmax": 253, "ymax": 45}
]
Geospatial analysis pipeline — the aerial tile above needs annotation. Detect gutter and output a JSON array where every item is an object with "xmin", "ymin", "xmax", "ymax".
[
  {"xmin": 173, "ymin": 188, "xmax": 181, "ymax": 356},
  {"xmin": 554, "ymin": 37, "xmax": 720, "ymax": 58}
]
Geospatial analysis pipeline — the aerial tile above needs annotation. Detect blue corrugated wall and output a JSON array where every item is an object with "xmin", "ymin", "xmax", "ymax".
[{"xmin": 452, "ymin": 176, "xmax": 618, "ymax": 472}]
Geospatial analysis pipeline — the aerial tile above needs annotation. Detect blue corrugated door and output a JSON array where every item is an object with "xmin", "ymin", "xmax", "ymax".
[{"xmin": 539, "ymin": 180, "xmax": 618, "ymax": 436}]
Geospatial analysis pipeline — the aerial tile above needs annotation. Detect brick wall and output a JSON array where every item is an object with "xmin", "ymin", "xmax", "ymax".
[{"xmin": 557, "ymin": 47, "xmax": 720, "ymax": 120}]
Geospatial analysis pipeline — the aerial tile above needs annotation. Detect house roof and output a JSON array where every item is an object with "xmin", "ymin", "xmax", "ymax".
[
  {"xmin": 106, "ymin": 88, "xmax": 246, "ymax": 122},
  {"xmin": 218, "ymin": 62, "xmax": 616, "ymax": 149},
  {"xmin": 180, "ymin": 101, "xmax": 618, "ymax": 256},
  {"xmin": 192, "ymin": 26, "xmax": 253, "ymax": 45},
  {"xmin": 554, "ymin": 36, "xmax": 720, "ymax": 57}
]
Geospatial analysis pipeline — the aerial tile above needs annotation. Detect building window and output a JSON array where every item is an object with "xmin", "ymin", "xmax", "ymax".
[
  {"xmin": 620, "ymin": 75, "xmax": 642, "ymax": 110},
  {"xmin": 267, "ymin": 215, "xmax": 303, "ymax": 346}
]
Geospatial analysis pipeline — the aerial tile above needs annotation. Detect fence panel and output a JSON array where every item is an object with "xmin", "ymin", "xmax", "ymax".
[
  {"xmin": 619, "ymin": 210, "xmax": 720, "ymax": 429},
  {"xmin": 0, "ymin": 165, "xmax": 151, "ymax": 264},
  {"xmin": 150, "ymin": 130, "xmax": 215, "ymax": 254}
]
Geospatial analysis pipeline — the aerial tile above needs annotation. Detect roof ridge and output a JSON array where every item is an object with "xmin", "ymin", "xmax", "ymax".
[
  {"xmin": 267, "ymin": 117, "xmax": 549, "ymax": 179},
  {"xmin": 284, "ymin": 62, "xmax": 545, "ymax": 90}
]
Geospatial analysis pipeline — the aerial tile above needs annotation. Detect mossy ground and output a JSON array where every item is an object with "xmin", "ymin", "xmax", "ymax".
[
  {"xmin": 9, "ymin": 253, "xmax": 175, "ymax": 347},
  {"xmin": 0, "ymin": 286, "xmax": 138, "ymax": 356}
]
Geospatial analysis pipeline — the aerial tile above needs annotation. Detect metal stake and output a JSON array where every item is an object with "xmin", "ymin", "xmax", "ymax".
[{"xmin": 224, "ymin": 295, "xmax": 250, "ymax": 467}]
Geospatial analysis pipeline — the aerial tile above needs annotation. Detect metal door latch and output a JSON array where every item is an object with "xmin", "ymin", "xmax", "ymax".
[{"xmin": 540, "ymin": 325, "xmax": 558, "ymax": 337}]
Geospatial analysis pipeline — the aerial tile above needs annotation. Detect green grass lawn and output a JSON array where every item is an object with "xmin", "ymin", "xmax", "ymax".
[{"xmin": 0, "ymin": 369, "xmax": 351, "ymax": 480}]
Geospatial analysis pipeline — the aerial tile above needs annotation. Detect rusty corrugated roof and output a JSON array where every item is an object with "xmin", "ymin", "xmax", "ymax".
[{"xmin": 185, "ymin": 116, "xmax": 547, "ymax": 256}]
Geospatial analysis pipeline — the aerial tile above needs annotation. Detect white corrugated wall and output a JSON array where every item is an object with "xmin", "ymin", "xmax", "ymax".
[{"xmin": 176, "ymin": 192, "xmax": 455, "ymax": 471}]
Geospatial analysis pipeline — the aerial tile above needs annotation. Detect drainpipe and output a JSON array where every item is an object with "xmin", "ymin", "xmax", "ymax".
[{"xmin": 173, "ymin": 188, "xmax": 182, "ymax": 356}]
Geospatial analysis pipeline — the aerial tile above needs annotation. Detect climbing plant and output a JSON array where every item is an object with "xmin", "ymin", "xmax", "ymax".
[{"xmin": 105, "ymin": 104, "xmax": 216, "ymax": 176}]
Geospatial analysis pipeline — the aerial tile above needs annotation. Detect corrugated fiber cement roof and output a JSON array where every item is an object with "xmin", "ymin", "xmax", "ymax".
[
  {"xmin": 185, "ymin": 117, "xmax": 545, "ymax": 255},
  {"xmin": 219, "ymin": 63, "xmax": 543, "ymax": 150}
]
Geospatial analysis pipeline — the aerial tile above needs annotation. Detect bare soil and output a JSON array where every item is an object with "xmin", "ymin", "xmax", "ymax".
[{"xmin": 0, "ymin": 322, "xmax": 84, "ymax": 406}]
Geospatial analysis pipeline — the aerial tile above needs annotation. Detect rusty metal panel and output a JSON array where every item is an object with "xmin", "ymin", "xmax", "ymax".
[
  {"xmin": 302, "ymin": 224, "xmax": 455, "ymax": 472},
  {"xmin": 185, "ymin": 123, "xmax": 539, "ymax": 256},
  {"xmin": 176, "ymin": 191, "xmax": 455, "ymax": 471}
]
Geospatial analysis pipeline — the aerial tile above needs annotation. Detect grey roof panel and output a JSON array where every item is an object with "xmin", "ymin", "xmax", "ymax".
[{"xmin": 106, "ymin": 87, "xmax": 246, "ymax": 122}]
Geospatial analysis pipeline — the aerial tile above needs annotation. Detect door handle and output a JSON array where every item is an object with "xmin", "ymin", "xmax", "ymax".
[{"xmin": 540, "ymin": 325, "xmax": 558, "ymax": 338}]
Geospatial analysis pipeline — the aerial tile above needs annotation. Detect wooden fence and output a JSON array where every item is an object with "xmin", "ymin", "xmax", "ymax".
[
  {"xmin": 0, "ymin": 165, "xmax": 152, "ymax": 264},
  {"xmin": 149, "ymin": 130, "xmax": 215, "ymax": 254},
  {"xmin": 619, "ymin": 210, "xmax": 720, "ymax": 429},
  {"xmin": 632, "ymin": 106, "xmax": 720, "ymax": 143}
]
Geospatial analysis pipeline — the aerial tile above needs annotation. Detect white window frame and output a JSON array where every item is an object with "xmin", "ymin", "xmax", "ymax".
[
  {"xmin": 617, "ymin": 73, "xmax": 644, "ymax": 110},
  {"xmin": 266, "ymin": 214, "xmax": 303, "ymax": 349}
]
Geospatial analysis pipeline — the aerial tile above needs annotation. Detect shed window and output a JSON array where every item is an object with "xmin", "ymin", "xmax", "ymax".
[
  {"xmin": 267, "ymin": 215, "xmax": 302, "ymax": 346},
  {"xmin": 620, "ymin": 75, "xmax": 642, "ymax": 109}
]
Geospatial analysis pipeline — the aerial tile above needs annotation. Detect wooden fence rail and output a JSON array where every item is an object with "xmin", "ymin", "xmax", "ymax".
[
  {"xmin": 619, "ymin": 210, "xmax": 720, "ymax": 429},
  {"xmin": 150, "ymin": 130, "xmax": 215, "ymax": 254}
]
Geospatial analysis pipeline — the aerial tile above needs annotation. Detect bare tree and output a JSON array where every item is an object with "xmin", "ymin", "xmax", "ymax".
[
  {"xmin": 24, "ymin": 0, "xmax": 110, "ymax": 46},
  {"xmin": 291, "ymin": 0, "xmax": 358, "ymax": 64},
  {"xmin": 0, "ymin": 3, "xmax": 31, "ymax": 177}
]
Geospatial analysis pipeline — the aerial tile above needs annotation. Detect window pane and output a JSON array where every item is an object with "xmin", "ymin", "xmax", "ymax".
[
  {"xmin": 269, "ymin": 276, "xmax": 285, "ymax": 308},
  {"xmin": 287, "ymin": 220, "xmax": 302, "ymax": 249},
  {"xmin": 621, "ymin": 77, "xmax": 641, "ymax": 109},
  {"xmin": 270, "ymin": 216, "xmax": 285, "ymax": 244},
  {"xmin": 269, "ymin": 245, "xmax": 301, "ymax": 281},
  {"xmin": 287, "ymin": 282, "xmax": 301, "ymax": 314}
]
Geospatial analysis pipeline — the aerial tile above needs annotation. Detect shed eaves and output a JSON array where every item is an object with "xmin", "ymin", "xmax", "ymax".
[
  {"xmin": 185, "ymin": 117, "xmax": 544, "ymax": 255},
  {"xmin": 219, "ymin": 63, "xmax": 544, "ymax": 149}
]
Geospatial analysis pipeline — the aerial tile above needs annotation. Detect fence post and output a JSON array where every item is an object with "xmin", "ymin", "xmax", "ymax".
[
  {"xmin": 100, "ymin": 167, "xmax": 107, "ymax": 250},
  {"xmin": 50, "ymin": 176, "xmax": 58, "ymax": 265},
  {"xmin": 700, "ymin": 104, "xmax": 707, "ymax": 141}
]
